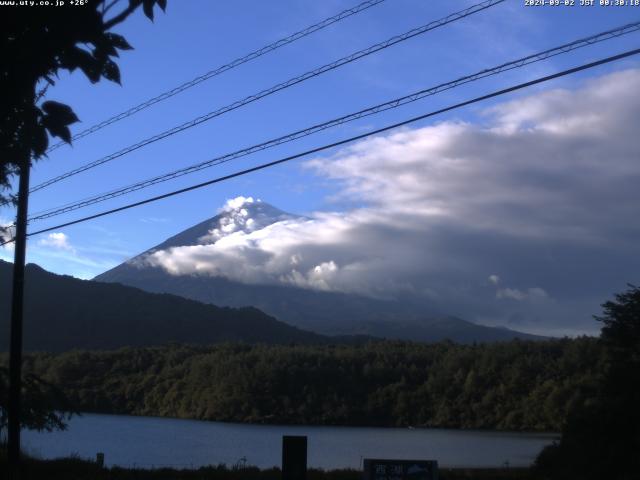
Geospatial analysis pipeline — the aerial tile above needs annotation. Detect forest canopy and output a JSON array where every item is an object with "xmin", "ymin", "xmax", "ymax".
[{"xmin": 3, "ymin": 338, "xmax": 604, "ymax": 432}]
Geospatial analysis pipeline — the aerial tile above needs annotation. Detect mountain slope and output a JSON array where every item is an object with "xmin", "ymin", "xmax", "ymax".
[
  {"xmin": 0, "ymin": 260, "xmax": 327, "ymax": 352},
  {"xmin": 151, "ymin": 200, "xmax": 297, "ymax": 251},
  {"xmin": 95, "ymin": 199, "xmax": 546, "ymax": 343},
  {"xmin": 352, "ymin": 316, "xmax": 546, "ymax": 343},
  {"xmin": 97, "ymin": 262, "xmax": 438, "ymax": 334}
]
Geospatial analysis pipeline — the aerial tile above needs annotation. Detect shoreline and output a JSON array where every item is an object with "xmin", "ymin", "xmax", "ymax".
[
  {"xmin": 2, "ymin": 450, "xmax": 538, "ymax": 480},
  {"xmin": 64, "ymin": 411, "xmax": 560, "ymax": 437}
]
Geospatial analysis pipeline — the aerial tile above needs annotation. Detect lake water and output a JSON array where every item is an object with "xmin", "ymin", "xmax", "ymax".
[{"xmin": 22, "ymin": 413, "xmax": 557, "ymax": 470}]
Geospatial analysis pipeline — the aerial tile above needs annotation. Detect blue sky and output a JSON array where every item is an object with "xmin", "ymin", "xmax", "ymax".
[{"xmin": 2, "ymin": 0, "xmax": 639, "ymax": 335}]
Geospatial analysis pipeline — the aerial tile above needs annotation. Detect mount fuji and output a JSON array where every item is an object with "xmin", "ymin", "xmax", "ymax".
[{"xmin": 95, "ymin": 198, "xmax": 545, "ymax": 343}]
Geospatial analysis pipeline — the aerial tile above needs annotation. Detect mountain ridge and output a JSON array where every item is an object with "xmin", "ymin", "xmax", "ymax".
[
  {"xmin": 0, "ymin": 259, "xmax": 333, "ymax": 352},
  {"xmin": 95, "ymin": 199, "xmax": 547, "ymax": 343}
]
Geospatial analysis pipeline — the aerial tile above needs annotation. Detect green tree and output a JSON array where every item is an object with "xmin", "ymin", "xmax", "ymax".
[
  {"xmin": 0, "ymin": 367, "xmax": 76, "ymax": 440},
  {"xmin": 535, "ymin": 285, "xmax": 640, "ymax": 480},
  {"xmin": 0, "ymin": 0, "xmax": 169, "ymax": 461},
  {"xmin": 0, "ymin": 0, "xmax": 167, "ymax": 205}
]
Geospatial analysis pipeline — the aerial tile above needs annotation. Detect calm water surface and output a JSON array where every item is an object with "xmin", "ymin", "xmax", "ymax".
[{"xmin": 22, "ymin": 413, "xmax": 557, "ymax": 470}]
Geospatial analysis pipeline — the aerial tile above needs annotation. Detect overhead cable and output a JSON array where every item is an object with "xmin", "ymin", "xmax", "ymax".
[
  {"xmin": 30, "ymin": 0, "xmax": 505, "ymax": 193},
  {"xmin": 44, "ymin": 0, "xmax": 389, "ymax": 153},
  {"xmin": 27, "ymin": 21, "xmax": 640, "ymax": 222},
  {"xmin": 2, "ymin": 47, "xmax": 634, "ymax": 246}
]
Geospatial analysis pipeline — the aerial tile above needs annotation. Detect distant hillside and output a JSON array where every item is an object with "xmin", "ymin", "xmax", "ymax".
[
  {"xmin": 96, "ymin": 200, "xmax": 547, "ymax": 344},
  {"xmin": 342, "ymin": 316, "xmax": 548, "ymax": 344},
  {"xmin": 97, "ymin": 266, "xmax": 547, "ymax": 343},
  {"xmin": 0, "ymin": 260, "xmax": 327, "ymax": 352}
]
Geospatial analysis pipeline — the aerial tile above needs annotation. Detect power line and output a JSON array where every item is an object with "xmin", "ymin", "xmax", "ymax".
[
  {"xmin": 4, "ymin": 47, "xmax": 636, "ymax": 246},
  {"xmin": 29, "ymin": 0, "xmax": 505, "ymax": 194},
  {"xmin": 27, "ymin": 21, "xmax": 640, "ymax": 222},
  {"xmin": 44, "ymin": 0, "xmax": 389, "ymax": 153}
]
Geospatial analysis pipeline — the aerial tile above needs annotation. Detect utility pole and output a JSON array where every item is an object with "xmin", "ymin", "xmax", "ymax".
[{"xmin": 8, "ymin": 158, "xmax": 31, "ymax": 480}]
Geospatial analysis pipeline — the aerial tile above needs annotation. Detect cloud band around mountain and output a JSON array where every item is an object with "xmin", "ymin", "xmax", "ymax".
[{"xmin": 140, "ymin": 68, "xmax": 640, "ymax": 336}]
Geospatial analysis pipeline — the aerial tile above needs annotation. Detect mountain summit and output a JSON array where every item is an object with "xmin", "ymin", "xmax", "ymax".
[
  {"xmin": 96, "ymin": 197, "xmax": 545, "ymax": 343},
  {"xmin": 148, "ymin": 197, "xmax": 297, "ymax": 251}
]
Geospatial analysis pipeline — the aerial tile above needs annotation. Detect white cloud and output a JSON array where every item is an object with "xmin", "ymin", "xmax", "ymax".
[
  {"xmin": 0, "ymin": 223, "xmax": 15, "ymax": 259},
  {"xmin": 143, "ymin": 210, "xmax": 382, "ymax": 295},
  {"xmin": 38, "ymin": 232, "xmax": 76, "ymax": 253},
  {"xmin": 488, "ymin": 274, "xmax": 548, "ymax": 302},
  {"xmin": 496, "ymin": 286, "xmax": 548, "ymax": 302},
  {"xmin": 0, "ymin": 217, "xmax": 129, "ymax": 280},
  {"xmin": 139, "ymin": 69, "xmax": 640, "ymax": 335},
  {"xmin": 221, "ymin": 196, "xmax": 257, "ymax": 212}
]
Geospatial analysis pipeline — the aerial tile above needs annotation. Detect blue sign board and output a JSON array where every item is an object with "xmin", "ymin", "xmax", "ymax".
[{"xmin": 363, "ymin": 459, "xmax": 438, "ymax": 480}]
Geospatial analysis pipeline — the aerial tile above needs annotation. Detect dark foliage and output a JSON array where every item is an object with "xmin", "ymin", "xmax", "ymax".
[
  {"xmin": 534, "ymin": 285, "xmax": 640, "ymax": 480},
  {"xmin": 0, "ymin": 0, "xmax": 167, "ymax": 204},
  {"xmin": 0, "ymin": 366, "xmax": 76, "ymax": 439},
  {"xmin": 4, "ymin": 338, "xmax": 603, "ymax": 432},
  {"xmin": 0, "ymin": 452, "xmax": 536, "ymax": 480}
]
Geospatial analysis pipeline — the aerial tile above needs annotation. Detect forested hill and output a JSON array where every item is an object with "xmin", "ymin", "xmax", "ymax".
[
  {"xmin": 13, "ymin": 338, "xmax": 604, "ymax": 432},
  {"xmin": 0, "ymin": 260, "xmax": 328, "ymax": 351}
]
